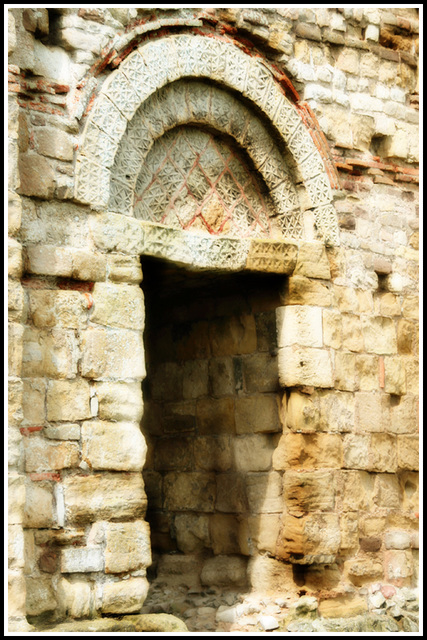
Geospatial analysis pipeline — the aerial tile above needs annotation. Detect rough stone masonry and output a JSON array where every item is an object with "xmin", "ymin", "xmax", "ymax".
[{"xmin": 8, "ymin": 6, "xmax": 419, "ymax": 633}]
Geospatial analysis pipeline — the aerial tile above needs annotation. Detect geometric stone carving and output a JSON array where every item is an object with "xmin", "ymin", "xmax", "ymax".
[{"xmin": 75, "ymin": 33, "xmax": 340, "ymax": 245}]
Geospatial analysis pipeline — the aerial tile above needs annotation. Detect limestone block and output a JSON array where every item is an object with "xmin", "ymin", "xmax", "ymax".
[
  {"xmin": 18, "ymin": 152, "xmax": 55, "ymax": 199},
  {"xmin": 235, "ymin": 394, "xmax": 280, "ymax": 434},
  {"xmin": 27, "ymin": 290, "xmax": 88, "ymax": 329},
  {"xmin": 107, "ymin": 254, "xmax": 143, "ymax": 284},
  {"xmin": 61, "ymin": 547, "xmax": 104, "ymax": 573},
  {"xmin": 397, "ymin": 435, "xmax": 419, "ymax": 470},
  {"xmin": 354, "ymin": 392, "xmax": 389, "ymax": 432},
  {"xmin": 81, "ymin": 421, "xmax": 146, "ymax": 471},
  {"xmin": 384, "ymin": 357, "xmax": 406, "ymax": 395},
  {"xmin": 24, "ymin": 437, "xmax": 79, "ymax": 473},
  {"xmin": 370, "ymin": 434, "xmax": 398, "ymax": 472},
  {"xmin": 163, "ymin": 472, "xmax": 216, "ymax": 512},
  {"xmin": 174, "ymin": 320, "xmax": 211, "ymax": 360},
  {"xmin": 372, "ymin": 473, "xmax": 401, "ymax": 508},
  {"xmin": 8, "ymin": 569, "xmax": 27, "ymax": 620},
  {"xmin": 319, "ymin": 391, "xmax": 354, "ymax": 433},
  {"xmin": 245, "ymin": 471, "xmax": 283, "ymax": 514},
  {"xmin": 384, "ymin": 530, "xmax": 411, "ymax": 550},
  {"xmin": 209, "ymin": 314, "xmax": 257, "ymax": 356},
  {"xmin": 362, "ymin": 316, "xmax": 397, "ymax": 354},
  {"xmin": 174, "ymin": 514, "xmax": 210, "ymax": 553},
  {"xmin": 332, "ymin": 285, "xmax": 359, "ymax": 313},
  {"xmin": 242, "ymin": 352, "xmax": 279, "ymax": 393},
  {"xmin": 182, "ymin": 360, "xmax": 209, "ymax": 399},
  {"xmin": 25, "ymin": 575, "xmax": 57, "ymax": 616},
  {"xmin": 57, "ymin": 578, "xmax": 92, "ymax": 619},
  {"xmin": 8, "ymin": 322, "xmax": 24, "ymax": 377},
  {"xmin": 273, "ymin": 433, "xmax": 343, "ymax": 470},
  {"xmin": 318, "ymin": 595, "xmax": 368, "ymax": 618},
  {"xmin": 334, "ymin": 351, "xmax": 357, "ymax": 391},
  {"xmin": 8, "ymin": 475, "xmax": 26, "ymax": 525},
  {"xmin": 215, "ymin": 473, "xmax": 248, "ymax": 513},
  {"xmin": 341, "ymin": 314, "xmax": 364, "ymax": 352},
  {"xmin": 208, "ymin": 357, "xmax": 235, "ymax": 397},
  {"xmin": 245, "ymin": 514, "xmax": 281, "ymax": 555},
  {"xmin": 8, "ymin": 524, "xmax": 25, "ymax": 570},
  {"xmin": 402, "ymin": 296, "xmax": 419, "ymax": 320},
  {"xmin": 25, "ymin": 245, "xmax": 73, "ymax": 277},
  {"xmin": 339, "ymin": 512, "xmax": 359, "ymax": 551},
  {"xmin": 201, "ymin": 555, "xmax": 247, "ymax": 588},
  {"xmin": 8, "ymin": 377, "xmax": 23, "ymax": 427},
  {"xmin": 46, "ymin": 378, "xmax": 91, "ymax": 422},
  {"xmin": 21, "ymin": 201, "xmax": 91, "ymax": 249},
  {"xmin": 22, "ymin": 327, "xmax": 79, "ymax": 379},
  {"xmin": 21, "ymin": 379, "xmax": 44, "ymax": 427},
  {"xmin": 150, "ymin": 362, "xmax": 182, "ymax": 402},
  {"xmin": 384, "ymin": 550, "xmax": 414, "ymax": 582},
  {"xmin": 8, "ymin": 425, "xmax": 23, "ymax": 469},
  {"xmin": 294, "ymin": 242, "xmax": 331, "ymax": 279},
  {"xmin": 70, "ymin": 249, "xmax": 107, "ymax": 282},
  {"xmin": 359, "ymin": 516, "xmax": 387, "ymax": 538},
  {"xmin": 196, "ymin": 397, "xmax": 235, "ymax": 435},
  {"xmin": 63, "ymin": 473, "xmax": 147, "ymax": 524},
  {"xmin": 44, "ymin": 423, "xmax": 80, "ymax": 440},
  {"xmin": 209, "ymin": 514, "xmax": 242, "ymax": 555},
  {"xmin": 34, "ymin": 127, "xmax": 74, "ymax": 162},
  {"xmin": 276, "ymin": 513, "xmax": 340, "ymax": 561},
  {"xmin": 154, "ymin": 437, "xmax": 193, "ymax": 472},
  {"xmin": 80, "ymin": 327, "xmax": 146, "ymax": 380},
  {"xmin": 102, "ymin": 577, "xmax": 149, "ymax": 614},
  {"xmin": 389, "ymin": 395, "xmax": 418, "ymax": 434},
  {"xmin": 24, "ymin": 481, "xmax": 55, "ymax": 528},
  {"xmin": 8, "ymin": 238, "xmax": 23, "ymax": 279},
  {"xmin": 278, "ymin": 345, "xmax": 333, "ymax": 388},
  {"xmin": 397, "ymin": 319, "xmax": 417, "ymax": 355},
  {"xmin": 323, "ymin": 309, "xmax": 342, "ymax": 349},
  {"xmin": 286, "ymin": 390, "xmax": 320, "ymax": 433},
  {"xmin": 340, "ymin": 470, "xmax": 372, "ymax": 511},
  {"xmin": 91, "ymin": 283, "xmax": 144, "ymax": 330},
  {"xmin": 247, "ymin": 555, "xmax": 295, "ymax": 594},
  {"xmin": 90, "ymin": 212, "xmax": 145, "ymax": 255},
  {"xmin": 8, "ymin": 191, "xmax": 21, "ymax": 237},
  {"xmin": 94, "ymin": 381, "xmax": 143, "ymax": 422},
  {"xmin": 276, "ymin": 306, "xmax": 323, "ymax": 348},
  {"xmin": 283, "ymin": 470, "xmax": 336, "ymax": 515},
  {"xmin": 233, "ymin": 434, "xmax": 279, "ymax": 472},
  {"xmin": 8, "ymin": 278, "xmax": 25, "ymax": 323},
  {"xmin": 356, "ymin": 354, "xmax": 379, "ymax": 391},
  {"xmin": 193, "ymin": 436, "xmax": 233, "ymax": 472},
  {"xmin": 282, "ymin": 275, "xmax": 332, "ymax": 307},
  {"xmin": 343, "ymin": 434, "xmax": 371, "ymax": 470}
]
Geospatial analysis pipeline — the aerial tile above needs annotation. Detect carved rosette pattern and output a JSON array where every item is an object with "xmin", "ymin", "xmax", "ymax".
[{"xmin": 75, "ymin": 33, "xmax": 339, "ymax": 244}]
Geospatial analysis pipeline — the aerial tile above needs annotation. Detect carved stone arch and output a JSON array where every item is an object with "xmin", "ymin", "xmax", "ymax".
[{"xmin": 75, "ymin": 33, "xmax": 340, "ymax": 245}]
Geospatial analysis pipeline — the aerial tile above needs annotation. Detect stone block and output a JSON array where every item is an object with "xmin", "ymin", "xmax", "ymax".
[
  {"xmin": 235, "ymin": 394, "xmax": 280, "ymax": 434},
  {"xmin": 8, "ymin": 524, "xmax": 25, "ymax": 570},
  {"xmin": 8, "ymin": 191, "xmax": 21, "ymax": 237},
  {"xmin": 215, "ymin": 473, "xmax": 248, "ymax": 513},
  {"xmin": 354, "ymin": 392, "xmax": 389, "ymax": 432},
  {"xmin": 201, "ymin": 555, "xmax": 247, "ymax": 588},
  {"xmin": 81, "ymin": 421, "xmax": 146, "ymax": 472},
  {"xmin": 44, "ymin": 423, "xmax": 80, "ymax": 440},
  {"xmin": 286, "ymin": 390, "xmax": 320, "ymax": 432},
  {"xmin": 57, "ymin": 578, "xmax": 92, "ymax": 619},
  {"xmin": 107, "ymin": 254, "xmax": 143, "ymax": 284},
  {"xmin": 24, "ymin": 437, "xmax": 79, "ymax": 473},
  {"xmin": 193, "ymin": 436, "xmax": 233, "ymax": 472},
  {"xmin": 175, "ymin": 514, "xmax": 210, "ymax": 553},
  {"xmin": 8, "ymin": 475, "xmax": 26, "ymax": 525},
  {"xmin": 46, "ymin": 378, "xmax": 91, "ymax": 422},
  {"xmin": 389, "ymin": 395, "xmax": 418, "ymax": 434},
  {"xmin": 102, "ymin": 577, "xmax": 149, "ymax": 614},
  {"xmin": 209, "ymin": 514, "xmax": 242, "ymax": 555},
  {"xmin": 343, "ymin": 434, "xmax": 371, "ymax": 470},
  {"xmin": 34, "ymin": 127, "xmax": 74, "ymax": 161},
  {"xmin": 61, "ymin": 546, "xmax": 104, "ymax": 573},
  {"xmin": 80, "ymin": 327, "xmax": 146, "ymax": 380},
  {"xmin": 18, "ymin": 152, "xmax": 55, "ymax": 199},
  {"xmin": 402, "ymin": 296, "xmax": 419, "ymax": 320},
  {"xmin": 8, "ymin": 278, "xmax": 25, "ymax": 323},
  {"xmin": 283, "ymin": 470, "xmax": 336, "ymax": 515},
  {"xmin": 22, "ymin": 379, "xmax": 45, "ymax": 426},
  {"xmin": 234, "ymin": 434, "xmax": 279, "ymax": 472},
  {"xmin": 278, "ymin": 345, "xmax": 333, "ymax": 388},
  {"xmin": 373, "ymin": 473, "xmax": 401, "ymax": 508},
  {"xmin": 276, "ymin": 513, "xmax": 341, "ymax": 561},
  {"xmin": 362, "ymin": 316, "xmax": 397, "ymax": 354},
  {"xmin": 356, "ymin": 354, "xmax": 379, "ymax": 391},
  {"xmin": 91, "ymin": 283, "xmax": 144, "ymax": 330},
  {"xmin": 163, "ymin": 472, "xmax": 216, "ymax": 512},
  {"xmin": 22, "ymin": 327, "xmax": 79, "ymax": 379},
  {"xmin": 318, "ymin": 595, "xmax": 368, "ymax": 618},
  {"xmin": 8, "ymin": 238, "xmax": 23, "ymax": 278},
  {"xmin": 150, "ymin": 362, "xmax": 183, "ymax": 402},
  {"xmin": 246, "ymin": 471, "xmax": 283, "ymax": 514},
  {"xmin": 370, "ymin": 433, "xmax": 398, "ymax": 472},
  {"xmin": 209, "ymin": 314, "xmax": 257, "ymax": 356},
  {"xmin": 323, "ymin": 309, "xmax": 342, "ymax": 349},
  {"xmin": 8, "ymin": 377, "xmax": 23, "ymax": 427},
  {"xmin": 25, "ymin": 245, "xmax": 73, "ymax": 277},
  {"xmin": 24, "ymin": 481, "xmax": 55, "ymax": 528},
  {"xmin": 384, "ymin": 357, "xmax": 406, "ymax": 395},
  {"xmin": 25, "ymin": 575, "xmax": 57, "ymax": 616},
  {"xmin": 27, "ymin": 290, "xmax": 89, "ymax": 329},
  {"xmin": 105, "ymin": 520, "xmax": 151, "ymax": 573},
  {"xmin": 273, "ymin": 433, "xmax": 342, "ymax": 470},
  {"xmin": 276, "ymin": 305, "xmax": 323, "ymax": 348},
  {"xmin": 247, "ymin": 554, "xmax": 296, "ymax": 594},
  {"xmin": 154, "ymin": 436, "xmax": 193, "ymax": 472},
  {"xmin": 397, "ymin": 435, "xmax": 419, "ymax": 470},
  {"xmin": 245, "ymin": 514, "xmax": 281, "ymax": 555},
  {"xmin": 70, "ymin": 249, "xmax": 107, "ymax": 282},
  {"xmin": 384, "ymin": 530, "xmax": 411, "ymax": 550},
  {"xmin": 341, "ymin": 314, "xmax": 364, "ymax": 352},
  {"xmin": 340, "ymin": 512, "xmax": 359, "ymax": 551},
  {"xmin": 182, "ymin": 360, "xmax": 209, "ymax": 399},
  {"xmin": 340, "ymin": 470, "xmax": 373, "ymax": 511},
  {"xmin": 94, "ymin": 381, "xmax": 143, "ymax": 422},
  {"xmin": 294, "ymin": 242, "xmax": 331, "ymax": 279},
  {"xmin": 208, "ymin": 357, "xmax": 235, "ymax": 397},
  {"xmin": 242, "ymin": 352, "xmax": 279, "ymax": 393},
  {"xmin": 196, "ymin": 396, "xmax": 235, "ymax": 435},
  {"xmin": 397, "ymin": 319, "xmax": 417, "ymax": 355},
  {"xmin": 334, "ymin": 351, "xmax": 357, "ymax": 391},
  {"xmin": 63, "ymin": 472, "xmax": 147, "ymax": 524},
  {"xmin": 384, "ymin": 550, "xmax": 414, "ymax": 582},
  {"xmin": 319, "ymin": 390, "xmax": 354, "ymax": 433},
  {"xmin": 8, "ymin": 323, "xmax": 24, "ymax": 377},
  {"xmin": 282, "ymin": 276, "xmax": 332, "ymax": 306}
]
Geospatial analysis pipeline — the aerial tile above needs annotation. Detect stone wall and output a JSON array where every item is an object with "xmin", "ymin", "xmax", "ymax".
[{"xmin": 8, "ymin": 6, "xmax": 419, "ymax": 630}]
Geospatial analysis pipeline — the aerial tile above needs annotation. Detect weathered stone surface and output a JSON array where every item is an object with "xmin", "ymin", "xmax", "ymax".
[
  {"xmin": 246, "ymin": 471, "xmax": 283, "ymax": 514},
  {"xmin": 46, "ymin": 378, "xmax": 91, "ymax": 421},
  {"xmin": 397, "ymin": 435, "xmax": 419, "ymax": 470},
  {"xmin": 361, "ymin": 316, "xmax": 397, "ymax": 354},
  {"xmin": 283, "ymin": 470, "xmax": 335, "ymax": 515},
  {"xmin": 318, "ymin": 595, "xmax": 368, "ymax": 618},
  {"xmin": 234, "ymin": 434, "xmax": 280, "ymax": 472},
  {"xmin": 235, "ymin": 394, "xmax": 280, "ymax": 434},
  {"xmin": 22, "ymin": 327, "xmax": 79, "ymax": 379},
  {"xmin": 27, "ymin": 290, "xmax": 89, "ymax": 328},
  {"xmin": 24, "ymin": 437, "xmax": 79, "ymax": 473},
  {"xmin": 273, "ymin": 433, "xmax": 342, "ymax": 469},
  {"xmin": 25, "ymin": 575, "xmax": 57, "ymax": 616},
  {"xmin": 39, "ymin": 614, "xmax": 188, "ymax": 632},
  {"xmin": 81, "ymin": 420, "xmax": 147, "ymax": 471},
  {"xmin": 90, "ymin": 283, "xmax": 144, "ymax": 329},
  {"xmin": 18, "ymin": 153, "xmax": 55, "ymax": 199},
  {"xmin": 61, "ymin": 546, "xmax": 104, "ymax": 573},
  {"xmin": 164, "ymin": 472, "xmax": 216, "ymax": 512},
  {"xmin": 278, "ymin": 345, "xmax": 333, "ymax": 387},
  {"xmin": 282, "ymin": 275, "xmax": 332, "ymax": 306},
  {"xmin": 276, "ymin": 305, "xmax": 323, "ymax": 348},
  {"xmin": 201, "ymin": 555, "xmax": 247, "ymax": 587},
  {"xmin": 63, "ymin": 472, "xmax": 147, "ymax": 523},
  {"xmin": 56, "ymin": 578, "xmax": 91, "ymax": 619},
  {"xmin": 276, "ymin": 513, "xmax": 341, "ymax": 561},
  {"xmin": 94, "ymin": 381, "xmax": 143, "ymax": 421},
  {"xmin": 102, "ymin": 577, "xmax": 149, "ymax": 614},
  {"xmin": 105, "ymin": 520, "xmax": 151, "ymax": 573},
  {"xmin": 80, "ymin": 327, "xmax": 146, "ymax": 380}
]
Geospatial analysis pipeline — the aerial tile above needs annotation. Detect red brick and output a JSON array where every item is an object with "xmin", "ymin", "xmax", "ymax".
[{"xmin": 29, "ymin": 472, "xmax": 61, "ymax": 482}]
